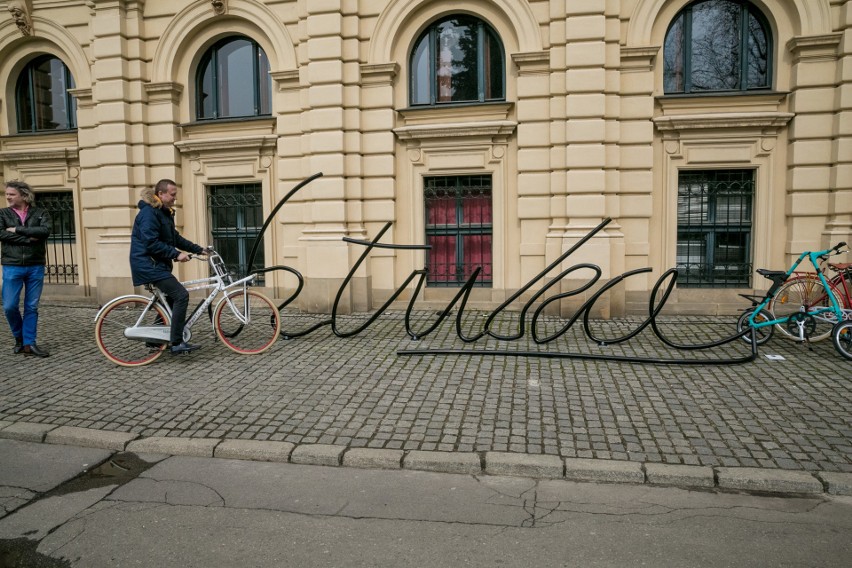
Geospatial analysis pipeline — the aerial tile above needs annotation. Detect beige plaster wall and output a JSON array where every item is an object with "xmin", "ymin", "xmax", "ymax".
[{"xmin": 0, "ymin": 0, "xmax": 848, "ymax": 316}]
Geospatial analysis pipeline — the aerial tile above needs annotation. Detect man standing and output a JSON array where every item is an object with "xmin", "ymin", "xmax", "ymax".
[
  {"xmin": 1, "ymin": 180, "xmax": 51, "ymax": 357},
  {"xmin": 129, "ymin": 179, "xmax": 206, "ymax": 355}
]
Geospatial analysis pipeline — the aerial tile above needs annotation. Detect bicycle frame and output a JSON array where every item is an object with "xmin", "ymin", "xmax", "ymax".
[
  {"xmin": 747, "ymin": 246, "xmax": 848, "ymax": 340},
  {"xmin": 105, "ymin": 251, "xmax": 258, "ymax": 343}
]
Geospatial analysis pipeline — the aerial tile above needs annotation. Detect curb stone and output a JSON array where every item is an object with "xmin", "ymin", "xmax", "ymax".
[
  {"xmin": 645, "ymin": 463, "xmax": 715, "ymax": 488},
  {"xmin": 291, "ymin": 444, "xmax": 346, "ymax": 466},
  {"xmin": 564, "ymin": 458, "xmax": 645, "ymax": 484},
  {"xmin": 0, "ymin": 422, "xmax": 56, "ymax": 443},
  {"xmin": 404, "ymin": 450, "xmax": 482, "ymax": 475},
  {"xmin": 125, "ymin": 437, "xmax": 220, "ymax": 458},
  {"xmin": 214, "ymin": 440, "xmax": 295, "ymax": 462},
  {"xmin": 342, "ymin": 448, "xmax": 404, "ymax": 469},
  {"xmin": 0, "ymin": 424, "xmax": 846, "ymax": 497},
  {"xmin": 716, "ymin": 467, "xmax": 823, "ymax": 494},
  {"xmin": 485, "ymin": 452, "xmax": 563, "ymax": 478},
  {"xmin": 816, "ymin": 472, "xmax": 852, "ymax": 496},
  {"xmin": 45, "ymin": 426, "xmax": 138, "ymax": 451}
]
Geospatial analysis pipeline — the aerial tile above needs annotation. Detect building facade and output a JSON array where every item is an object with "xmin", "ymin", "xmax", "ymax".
[{"xmin": 0, "ymin": 0, "xmax": 849, "ymax": 316}]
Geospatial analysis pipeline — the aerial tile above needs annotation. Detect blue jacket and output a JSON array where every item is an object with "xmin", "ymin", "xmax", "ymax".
[{"xmin": 129, "ymin": 199, "xmax": 203, "ymax": 286}]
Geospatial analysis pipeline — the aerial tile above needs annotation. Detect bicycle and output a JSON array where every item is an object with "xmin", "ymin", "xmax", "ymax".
[
  {"xmin": 768, "ymin": 258, "xmax": 852, "ymax": 342},
  {"xmin": 736, "ymin": 241, "xmax": 852, "ymax": 360},
  {"xmin": 94, "ymin": 248, "xmax": 281, "ymax": 366}
]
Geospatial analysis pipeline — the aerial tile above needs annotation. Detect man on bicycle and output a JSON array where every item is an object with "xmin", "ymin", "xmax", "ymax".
[{"xmin": 130, "ymin": 179, "xmax": 206, "ymax": 355}]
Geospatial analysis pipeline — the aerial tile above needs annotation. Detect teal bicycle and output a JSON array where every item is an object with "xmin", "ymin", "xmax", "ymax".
[{"xmin": 736, "ymin": 241, "xmax": 852, "ymax": 361}]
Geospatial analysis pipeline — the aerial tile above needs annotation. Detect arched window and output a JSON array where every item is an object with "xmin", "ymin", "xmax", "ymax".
[
  {"xmin": 196, "ymin": 36, "xmax": 271, "ymax": 120},
  {"xmin": 664, "ymin": 0, "xmax": 771, "ymax": 94},
  {"xmin": 15, "ymin": 55, "xmax": 77, "ymax": 133},
  {"xmin": 410, "ymin": 15, "xmax": 505, "ymax": 106}
]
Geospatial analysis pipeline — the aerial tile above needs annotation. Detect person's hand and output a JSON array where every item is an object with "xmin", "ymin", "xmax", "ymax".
[
  {"xmin": 5, "ymin": 227, "xmax": 15, "ymax": 233},
  {"xmin": 176, "ymin": 252, "xmax": 191, "ymax": 262}
]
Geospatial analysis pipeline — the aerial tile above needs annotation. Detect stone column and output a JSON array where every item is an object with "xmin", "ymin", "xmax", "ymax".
[
  {"xmin": 83, "ymin": 0, "xmax": 146, "ymax": 302},
  {"xmin": 359, "ymin": 62, "xmax": 397, "ymax": 306},
  {"xmin": 557, "ymin": 3, "xmax": 622, "ymax": 316},
  {"xmin": 824, "ymin": 5, "xmax": 852, "ymax": 248},
  {"xmin": 786, "ymin": 33, "xmax": 844, "ymax": 259},
  {"xmin": 618, "ymin": 46, "xmax": 657, "ymax": 313},
  {"xmin": 298, "ymin": 1, "xmax": 351, "ymax": 312}
]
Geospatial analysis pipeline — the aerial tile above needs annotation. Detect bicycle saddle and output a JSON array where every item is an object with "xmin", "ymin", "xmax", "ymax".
[
  {"xmin": 756, "ymin": 268, "xmax": 788, "ymax": 285},
  {"xmin": 829, "ymin": 262, "xmax": 852, "ymax": 271}
]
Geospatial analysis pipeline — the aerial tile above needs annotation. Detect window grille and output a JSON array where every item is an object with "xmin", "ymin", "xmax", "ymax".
[
  {"xmin": 676, "ymin": 169, "xmax": 754, "ymax": 287},
  {"xmin": 37, "ymin": 191, "xmax": 78, "ymax": 284},
  {"xmin": 207, "ymin": 184, "xmax": 264, "ymax": 281},
  {"xmin": 424, "ymin": 175, "xmax": 492, "ymax": 287}
]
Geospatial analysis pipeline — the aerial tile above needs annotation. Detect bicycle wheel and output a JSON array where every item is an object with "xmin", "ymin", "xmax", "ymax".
[
  {"xmin": 768, "ymin": 275, "xmax": 839, "ymax": 342},
  {"xmin": 95, "ymin": 296, "xmax": 170, "ymax": 367},
  {"xmin": 213, "ymin": 289, "xmax": 281, "ymax": 354},
  {"xmin": 832, "ymin": 321, "xmax": 852, "ymax": 361},
  {"xmin": 736, "ymin": 308, "xmax": 774, "ymax": 345}
]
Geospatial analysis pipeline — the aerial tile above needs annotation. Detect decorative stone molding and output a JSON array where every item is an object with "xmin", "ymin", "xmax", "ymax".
[
  {"xmin": 360, "ymin": 62, "xmax": 398, "ymax": 86},
  {"xmin": 68, "ymin": 87, "xmax": 94, "ymax": 109},
  {"xmin": 394, "ymin": 121, "xmax": 517, "ymax": 141},
  {"xmin": 653, "ymin": 112, "xmax": 794, "ymax": 132},
  {"xmin": 144, "ymin": 81, "xmax": 184, "ymax": 104},
  {"xmin": 0, "ymin": 148, "xmax": 79, "ymax": 163},
  {"xmin": 210, "ymin": 0, "xmax": 227, "ymax": 16},
  {"xmin": 620, "ymin": 46, "xmax": 659, "ymax": 73},
  {"xmin": 174, "ymin": 135, "xmax": 278, "ymax": 155},
  {"xmin": 270, "ymin": 70, "xmax": 300, "ymax": 92},
  {"xmin": 8, "ymin": 0, "xmax": 32, "ymax": 36},
  {"xmin": 787, "ymin": 33, "xmax": 842, "ymax": 63},
  {"xmin": 511, "ymin": 51, "xmax": 549, "ymax": 75}
]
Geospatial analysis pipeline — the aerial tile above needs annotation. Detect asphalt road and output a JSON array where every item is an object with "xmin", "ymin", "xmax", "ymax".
[{"xmin": 1, "ymin": 439, "xmax": 850, "ymax": 568}]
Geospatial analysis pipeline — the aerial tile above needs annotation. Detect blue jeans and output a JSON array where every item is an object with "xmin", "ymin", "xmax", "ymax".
[{"xmin": 2, "ymin": 265, "xmax": 45, "ymax": 345}]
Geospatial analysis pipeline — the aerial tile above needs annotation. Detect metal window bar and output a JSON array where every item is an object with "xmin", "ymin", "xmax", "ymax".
[
  {"xmin": 424, "ymin": 175, "xmax": 492, "ymax": 287},
  {"xmin": 207, "ymin": 183, "xmax": 264, "ymax": 282},
  {"xmin": 37, "ymin": 191, "xmax": 78, "ymax": 284},
  {"xmin": 676, "ymin": 169, "xmax": 754, "ymax": 288}
]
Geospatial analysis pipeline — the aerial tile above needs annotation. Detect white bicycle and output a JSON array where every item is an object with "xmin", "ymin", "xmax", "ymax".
[{"xmin": 94, "ymin": 248, "xmax": 280, "ymax": 366}]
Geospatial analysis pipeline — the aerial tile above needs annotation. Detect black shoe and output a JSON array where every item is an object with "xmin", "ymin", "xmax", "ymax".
[
  {"xmin": 13, "ymin": 337, "xmax": 23, "ymax": 354},
  {"xmin": 23, "ymin": 344, "xmax": 49, "ymax": 358},
  {"xmin": 170, "ymin": 342, "xmax": 201, "ymax": 355}
]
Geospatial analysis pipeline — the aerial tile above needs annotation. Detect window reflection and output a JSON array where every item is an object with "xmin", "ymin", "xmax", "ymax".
[
  {"xmin": 410, "ymin": 16, "xmax": 504, "ymax": 106},
  {"xmin": 196, "ymin": 36, "xmax": 271, "ymax": 120},
  {"xmin": 16, "ymin": 55, "xmax": 77, "ymax": 133},
  {"xmin": 664, "ymin": 0, "xmax": 771, "ymax": 95}
]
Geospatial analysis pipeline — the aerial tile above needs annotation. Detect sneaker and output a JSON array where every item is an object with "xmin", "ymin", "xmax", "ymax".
[{"xmin": 170, "ymin": 342, "xmax": 201, "ymax": 355}]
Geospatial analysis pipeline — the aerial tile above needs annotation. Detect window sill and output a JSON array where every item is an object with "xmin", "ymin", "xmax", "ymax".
[
  {"xmin": 0, "ymin": 130, "xmax": 79, "ymax": 159},
  {"xmin": 180, "ymin": 115, "xmax": 275, "ymax": 133},
  {"xmin": 655, "ymin": 91, "xmax": 788, "ymax": 113},
  {"xmin": 395, "ymin": 103, "xmax": 516, "ymax": 141},
  {"xmin": 397, "ymin": 102, "xmax": 514, "ymax": 126},
  {"xmin": 654, "ymin": 91, "xmax": 792, "ymax": 132}
]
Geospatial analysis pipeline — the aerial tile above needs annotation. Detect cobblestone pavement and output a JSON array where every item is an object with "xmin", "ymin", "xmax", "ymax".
[{"xmin": 1, "ymin": 302, "xmax": 850, "ymax": 473}]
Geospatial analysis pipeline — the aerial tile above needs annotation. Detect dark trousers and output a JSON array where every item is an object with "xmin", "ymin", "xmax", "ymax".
[{"xmin": 153, "ymin": 275, "xmax": 189, "ymax": 344}]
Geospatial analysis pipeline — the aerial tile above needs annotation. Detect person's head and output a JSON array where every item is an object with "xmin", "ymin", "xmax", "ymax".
[
  {"xmin": 5, "ymin": 180, "xmax": 35, "ymax": 209},
  {"xmin": 153, "ymin": 179, "xmax": 178, "ymax": 208}
]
